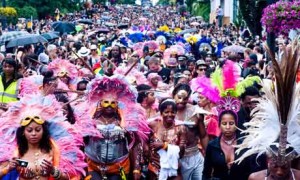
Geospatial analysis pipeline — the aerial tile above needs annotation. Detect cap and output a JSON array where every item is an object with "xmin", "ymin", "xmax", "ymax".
[
  {"xmin": 196, "ymin": 59, "xmax": 207, "ymax": 66},
  {"xmin": 90, "ymin": 44, "xmax": 97, "ymax": 50}
]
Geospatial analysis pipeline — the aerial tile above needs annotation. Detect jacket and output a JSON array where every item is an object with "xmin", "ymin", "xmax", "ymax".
[
  {"xmin": 203, "ymin": 137, "xmax": 250, "ymax": 180},
  {"xmin": 0, "ymin": 76, "xmax": 19, "ymax": 103}
]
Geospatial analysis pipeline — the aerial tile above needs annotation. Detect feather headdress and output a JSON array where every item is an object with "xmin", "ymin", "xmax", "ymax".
[
  {"xmin": 211, "ymin": 60, "xmax": 261, "ymax": 115},
  {"xmin": 47, "ymin": 59, "xmax": 79, "ymax": 80},
  {"xmin": 190, "ymin": 76, "xmax": 220, "ymax": 104},
  {"xmin": 0, "ymin": 94, "xmax": 86, "ymax": 176},
  {"xmin": 86, "ymin": 74, "xmax": 150, "ymax": 143},
  {"xmin": 235, "ymin": 41, "xmax": 300, "ymax": 165},
  {"xmin": 114, "ymin": 66, "xmax": 148, "ymax": 86}
]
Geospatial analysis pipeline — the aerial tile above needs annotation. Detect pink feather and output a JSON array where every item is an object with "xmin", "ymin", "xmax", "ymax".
[
  {"xmin": 222, "ymin": 60, "xmax": 240, "ymax": 90},
  {"xmin": 47, "ymin": 59, "xmax": 79, "ymax": 80},
  {"xmin": 190, "ymin": 77, "xmax": 220, "ymax": 103},
  {"xmin": 123, "ymin": 103, "xmax": 151, "ymax": 143}
]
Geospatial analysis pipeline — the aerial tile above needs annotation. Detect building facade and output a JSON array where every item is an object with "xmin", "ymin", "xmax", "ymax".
[{"xmin": 210, "ymin": 0, "xmax": 239, "ymax": 25}]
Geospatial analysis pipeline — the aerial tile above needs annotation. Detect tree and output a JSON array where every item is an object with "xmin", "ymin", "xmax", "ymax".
[
  {"xmin": 192, "ymin": 2, "xmax": 210, "ymax": 22},
  {"xmin": 15, "ymin": 6, "xmax": 38, "ymax": 19},
  {"xmin": 239, "ymin": 0, "xmax": 268, "ymax": 37},
  {"xmin": 8, "ymin": 0, "xmax": 82, "ymax": 19}
]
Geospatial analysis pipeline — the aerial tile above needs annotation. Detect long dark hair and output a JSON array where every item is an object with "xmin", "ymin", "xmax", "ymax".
[
  {"xmin": 54, "ymin": 93, "xmax": 76, "ymax": 124},
  {"xmin": 2, "ymin": 58, "xmax": 20, "ymax": 80},
  {"xmin": 16, "ymin": 122, "xmax": 52, "ymax": 157},
  {"xmin": 172, "ymin": 83, "xmax": 192, "ymax": 98},
  {"xmin": 42, "ymin": 70, "xmax": 57, "ymax": 86}
]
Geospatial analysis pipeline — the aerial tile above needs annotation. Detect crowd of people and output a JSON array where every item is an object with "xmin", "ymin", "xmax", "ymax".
[{"xmin": 0, "ymin": 2, "xmax": 299, "ymax": 180}]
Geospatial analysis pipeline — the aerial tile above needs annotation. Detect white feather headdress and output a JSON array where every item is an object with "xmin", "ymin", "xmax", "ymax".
[{"xmin": 235, "ymin": 40, "xmax": 300, "ymax": 165}]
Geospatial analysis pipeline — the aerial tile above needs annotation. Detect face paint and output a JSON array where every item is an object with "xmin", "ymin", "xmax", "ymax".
[{"xmin": 174, "ymin": 90, "xmax": 189, "ymax": 109}]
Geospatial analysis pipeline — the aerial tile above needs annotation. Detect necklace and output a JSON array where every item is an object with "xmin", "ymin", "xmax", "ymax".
[
  {"xmin": 100, "ymin": 115, "xmax": 115, "ymax": 124},
  {"xmin": 163, "ymin": 123, "xmax": 175, "ymax": 142},
  {"xmin": 222, "ymin": 136, "xmax": 236, "ymax": 146}
]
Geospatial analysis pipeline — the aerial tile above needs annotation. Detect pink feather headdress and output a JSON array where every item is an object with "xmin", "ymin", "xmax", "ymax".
[
  {"xmin": 47, "ymin": 59, "xmax": 79, "ymax": 80},
  {"xmin": 211, "ymin": 60, "xmax": 261, "ymax": 117},
  {"xmin": 190, "ymin": 76, "xmax": 220, "ymax": 104},
  {"xmin": 86, "ymin": 74, "xmax": 138, "ymax": 104},
  {"xmin": 0, "ymin": 94, "xmax": 86, "ymax": 176},
  {"xmin": 114, "ymin": 66, "xmax": 147, "ymax": 85},
  {"xmin": 86, "ymin": 74, "xmax": 150, "ymax": 143}
]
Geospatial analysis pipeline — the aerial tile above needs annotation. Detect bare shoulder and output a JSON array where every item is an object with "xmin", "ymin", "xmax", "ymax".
[
  {"xmin": 176, "ymin": 124, "xmax": 187, "ymax": 134},
  {"xmin": 148, "ymin": 119, "xmax": 161, "ymax": 131},
  {"xmin": 248, "ymin": 170, "xmax": 266, "ymax": 180},
  {"xmin": 293, "ymin": 169, "xmax": 300, "ymax": 178}
]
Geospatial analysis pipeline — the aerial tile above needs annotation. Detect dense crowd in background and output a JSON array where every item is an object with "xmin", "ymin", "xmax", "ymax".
[{"xmin": 0, "ymin": 3, "xmax": 299, "ymax": 180}]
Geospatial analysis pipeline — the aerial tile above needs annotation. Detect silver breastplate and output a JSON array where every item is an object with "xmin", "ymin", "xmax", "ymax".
[{"xmin": 85, "ymin": 124, "xmax": 129, "ymax": 164}]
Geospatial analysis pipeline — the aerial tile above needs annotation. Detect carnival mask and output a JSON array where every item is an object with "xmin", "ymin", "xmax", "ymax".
[
  {"xmin": 21, "ymin": 116, "xmax": 45, "ymax": 126},
  {"xmin": 100, "ymin": 100, "xmax": 118, "ymax": 109}
]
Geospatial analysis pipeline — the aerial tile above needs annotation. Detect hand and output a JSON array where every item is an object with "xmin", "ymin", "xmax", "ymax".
[
  {"xmin": 149, "ymin": 141, "xmax": 164, "ymax": 151},
  {"xmin": 7, "ymin": 158, "xmax": 18, "ymax": 171},
  {"xmin": 40, "ymin": 159, "xmax": 54, "ymax": 176},
  {"xmin": 19, "ymin": 167, "xmax": 35, "ymax": 179}
]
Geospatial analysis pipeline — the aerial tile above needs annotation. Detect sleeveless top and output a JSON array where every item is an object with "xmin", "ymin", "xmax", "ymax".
[{"xmin": 85, "ymin": 124, "xmax": 129, "ymax": 164}]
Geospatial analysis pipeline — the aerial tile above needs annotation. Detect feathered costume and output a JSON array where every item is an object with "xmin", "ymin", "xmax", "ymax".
[
  {"xmin": 190, "ymin": 60, "xmax": 261, "ymax": 137},
  {"xmin": 84, "ymin": 74, "xmax": 151, "ymax": 178},
  {"xmin": 0, "ymin": 94, "xmax": 86, "ymax": 179},
  {"xmin": 210, "ymin": 60, "xmax": 261, "ymax": 117},
  {"xmin": 235, "ymin": 41, "xmax": 300, "ymax": 166},
  {"xmin": 86, "ymin": 74, "xmax": 150, "ymax": 141}
]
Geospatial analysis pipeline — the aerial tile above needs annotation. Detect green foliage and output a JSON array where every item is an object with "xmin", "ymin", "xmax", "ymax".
[
  {"xmin": 192, "ymin": 2, "xmax": 210, "ymax": 22},
  {"xmin": 15, "ymin": 6, "xmax": 38, "ymax": 19},
  {"xmin": 157, "ymin": 0, "xmax": 170, "ymax": 5},
  {"xmin": 233, "ymin": 9, "xmax": 244, "ymax": 29},
  {"xmin": 117, "ymin": 0, "xmax": 136, "ymax": 4},
  {"xmin": 8, "ymin": 0, "xmax": 82, "ymax": 19},
  {"xmin": 239, "ymin": 0, "xmax": 267, "ymax": 36}
]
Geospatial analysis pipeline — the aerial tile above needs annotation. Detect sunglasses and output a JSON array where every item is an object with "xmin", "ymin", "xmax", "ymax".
[
  {"xmin": 100, "ymin": 100, "xmax": 118, "ymax": 108},
  {"xmin": 198, "ymin": 68, "xmax": 207, "ymax": 71},
  {"xmin": 21, "ymin": 116, "xmax": 45, "ymax": 126}
]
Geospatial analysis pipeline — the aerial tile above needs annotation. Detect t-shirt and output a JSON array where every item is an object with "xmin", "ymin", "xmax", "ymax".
[{"xmin": 158, "ymin": 68, "xmax": 171, "ymax": 84}]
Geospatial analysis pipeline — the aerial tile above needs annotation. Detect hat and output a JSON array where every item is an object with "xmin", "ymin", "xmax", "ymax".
[
  {"xmin": 38, "ymin": 53, "xmax": 49, "ymax": 64},
  {"xmin": 178, "ymin": 55, "xmax": 187, "ymax": 61},
  {"xmin": 196, "ymin": 60, "xmax": 207, "ymax": 66},
  {"xmin": 90, "ymin": 44, "xmax": 97, "ymax": 50},
  {"xmin": 77, "ymin": 47, "xmax": 91, "ymax": 57}
]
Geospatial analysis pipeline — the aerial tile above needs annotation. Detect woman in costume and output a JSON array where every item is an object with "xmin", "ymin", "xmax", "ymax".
[
  {"xmin": 171, "ymin": 83, "xmax": 209, "ymax": 180},
  {"xmin": 236, "ymin": 41, "xmax": 300, "ymax": 180},
  {"xmin": 190, "ymin": 76, "xmax": 221, "ymax": 140},
  {"xmin": 47, "ymin": 59, "xmax": 80, "ymax": 91},
  {"xmin": 84, "ymin": 74, "xmax": 150, "ymax": 180},
  {"xmin": 202, "ymin": 60, "xmax": 260, "ymax": 180},
  {"xmin": 0, "ymin": 94, "xmax": 86, "ymax": 180},
  {"xmin": 148, "ymin": 98, "xmax": 187, "ymax": 180}
]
